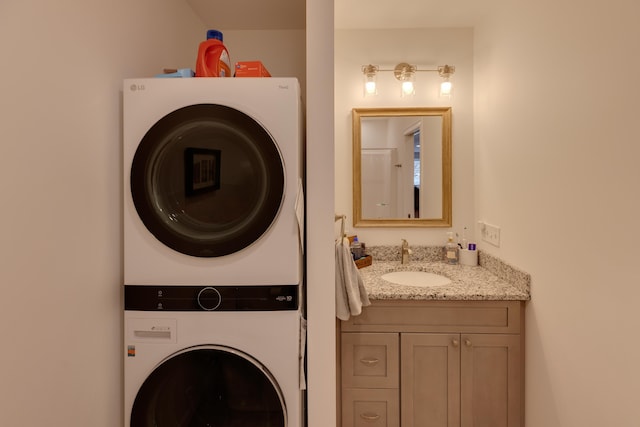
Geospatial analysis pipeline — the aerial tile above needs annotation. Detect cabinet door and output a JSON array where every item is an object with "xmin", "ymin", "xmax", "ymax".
[
  {"xmin": 460, "ymin": 334, "xmax": 522, "ymax": 427},
  {"xmin": 401, "ymin": 333, "xmax": 460, "ymax": 427}
]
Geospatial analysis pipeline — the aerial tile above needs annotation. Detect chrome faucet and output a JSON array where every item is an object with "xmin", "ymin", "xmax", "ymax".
[{"xmin": 401, "ymin": 239, "xmax": 412, "ymax": 264}]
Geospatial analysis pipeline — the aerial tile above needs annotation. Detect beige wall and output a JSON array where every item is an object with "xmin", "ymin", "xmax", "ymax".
[
  {"xmin": 0, "ymin": 1, "xmax": 307, "ymax": 425},
  {"xmin": 333, "ymin": 2, "xmax": 640, "ymax": 426},
  {"xmin": 334, "ymin": 28, "xmax": 474, "ymax": 244},
  {"xmin": 474, "ymin": 1, "xmax": 640, "ymax": 425},
  {"xmin": 306, "ymin": 2, "xmax": 336, "ymax": 426},
  {"xmin": 0, "ymin": 1, "xmax": 202, "ymax": 424},
  {"xmin": 4, "ymin": 0, "xmax": 639, "ymax": 426},
  {"xmin": 221, "ymin": 29, "xmax": 306, "ymax": 97}
]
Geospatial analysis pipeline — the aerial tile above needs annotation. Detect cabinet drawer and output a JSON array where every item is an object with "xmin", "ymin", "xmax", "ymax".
[
  {"xmin": 342, "ymin": 388, "xmax": 399, "ymax": 427},
  {"xmin": 342, "ymin": 300, "xmax": 522, "ymax": 334},
  {"xmin": 341, "ymin": 333, "xmax": 399, "ymax": 388}
]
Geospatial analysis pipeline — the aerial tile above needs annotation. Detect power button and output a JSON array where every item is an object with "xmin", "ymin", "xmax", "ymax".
[{"xmin": 197, "ymin": 287, "xmax": 222, "ymax": 311}]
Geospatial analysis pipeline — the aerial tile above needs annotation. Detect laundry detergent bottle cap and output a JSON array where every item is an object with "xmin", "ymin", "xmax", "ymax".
[
  {"xmin": 195, "ymin": 29, "xmax": 231, "ymax": 77},
  {"xmin": 206, "ymin": 29, "xmax": 223, "ymax": 41}
]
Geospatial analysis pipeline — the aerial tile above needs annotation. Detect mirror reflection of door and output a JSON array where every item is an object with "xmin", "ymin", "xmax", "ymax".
[
  {"xmin": 360, "ymin": 115, "xmax": 442, "ymax": 219},
  {"xmin": 399, "ymin": 117, "xmax": 443, "ymax": 219},
  {"xmin": 402, "ymin": 121, "xmax": 421, "ymax": 218},
  {"xmin": 416, "ymin": 116, "xmax": 443, "ymax": 219},
  {"xmin": 361, "ymin": 148, "xmax": 398, "ymax": 218}
]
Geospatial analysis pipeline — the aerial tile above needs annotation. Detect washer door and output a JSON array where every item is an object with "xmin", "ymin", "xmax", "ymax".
[
  {"xmin": 131, "ymin": 104, "xmax": 285, "ymax": 257},
  {"xmin": 131, "ymin": 346, "xmax": 287, "ymax": 426}
]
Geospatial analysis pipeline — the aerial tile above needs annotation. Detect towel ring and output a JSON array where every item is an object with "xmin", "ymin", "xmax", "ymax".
[{"xmin": 334, "ymin": 214, "xmax": 346, "ymax": 238}]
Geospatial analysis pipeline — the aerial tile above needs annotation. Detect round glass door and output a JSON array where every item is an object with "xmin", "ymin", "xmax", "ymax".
[
  {"xmin": 131, "ymin": 104, "xmax": 285, "ymax": 257},
  {"xmin": 130, "ymin": 346, "xmax": 286, "ymax": 426}
]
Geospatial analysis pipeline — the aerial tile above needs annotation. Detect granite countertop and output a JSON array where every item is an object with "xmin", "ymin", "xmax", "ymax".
[{"xmin": 359, "ymin": 246, "xmax": 531, "ymax": 301}]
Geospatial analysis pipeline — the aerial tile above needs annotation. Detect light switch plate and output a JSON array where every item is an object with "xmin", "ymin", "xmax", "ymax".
[{"xmin": 480, "ymin": 222, "xmax": 501, "ymax": 247}]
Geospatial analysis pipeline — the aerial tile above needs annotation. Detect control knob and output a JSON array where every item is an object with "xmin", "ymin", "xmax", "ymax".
[{"xmin": 197, "ymin": 287, "xmax": 222, "ymax": 311}]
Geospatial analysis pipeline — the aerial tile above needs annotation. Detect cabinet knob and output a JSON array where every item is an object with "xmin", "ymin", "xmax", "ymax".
[
  {"xmin": 360, "ymin": 413, "xmax": 381, "ymax": 421},
  {"xmin": 359, "ymin": 358, "xmax": 380, "ymax": 366},
  {"xmin": 452, "ymin": 339, "xmax": 459, "ymax": 347},
  {"xmin": 465, "ymin": 339, "xmax": 472, "ymax": 347}
]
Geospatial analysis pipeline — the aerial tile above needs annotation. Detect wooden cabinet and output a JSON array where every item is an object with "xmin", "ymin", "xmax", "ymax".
[
  {"xmin": 341, "ymin": 333, "xmax": 399, "ymax": 427},
  {"xmin": 339, "ymin": 300, "xmax": 524, "ymax": 427}
]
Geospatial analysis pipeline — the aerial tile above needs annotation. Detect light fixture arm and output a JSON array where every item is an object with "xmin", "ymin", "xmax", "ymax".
[{"xmin": 365, "ymin": 63, "xmax": 455, "ymax": 76}]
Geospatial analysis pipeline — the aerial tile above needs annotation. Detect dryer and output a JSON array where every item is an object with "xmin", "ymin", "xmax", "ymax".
[
  {"xmin": 124, "ymin": 284, "xmax": 305, "ymax": 427},
  {"xmin": 123, "ymin": 78, "xmax": 303, "ymax": 286}
]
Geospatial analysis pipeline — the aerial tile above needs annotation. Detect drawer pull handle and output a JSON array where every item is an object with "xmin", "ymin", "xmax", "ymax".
[
  {"xmin": 465, "ymin": 339, "xmax": 472, "ymax": 347},
  {"xmin": 360, "ymin": 412, "xmax": 381, "ymax": 421},
  {"xmin": 452, "ymin": 339, "xmax": 459, "ymax": 347},
  {"xmin": 359, "ymin": 358, "xmax": 380, "ymax": 366}
]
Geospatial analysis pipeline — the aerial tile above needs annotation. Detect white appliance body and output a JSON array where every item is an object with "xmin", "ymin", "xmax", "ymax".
[
  {"xmin": 123, "ymin": 78, "xmax": 303, "ymax": 286},
  {"xmin": 124, "ymin": 285, "xmax": 304, "ymax": 427}
]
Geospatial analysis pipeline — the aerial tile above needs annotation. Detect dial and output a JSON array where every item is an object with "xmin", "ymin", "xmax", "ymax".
[{"xmin": 197, "ymin": 287, "xmax": 222, "ymax": 311}]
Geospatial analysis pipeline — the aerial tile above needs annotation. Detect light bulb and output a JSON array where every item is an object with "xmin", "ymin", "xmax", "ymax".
[
  {"xmin": 440, "ymin": 80, "xmax": 453, "ymax": 97},
  {"xmin": 365, "ymin": 80, "xmax": 377, "ymax": 95},
  {"xmin": 401, "ymin": 81, "xmax": 415, "ymax": 96},
  {"xmin": 362, "ymin": 64, "xmax": 378, "ymax": 97},
  {"xmin": 438, "ymin": 65, "xmax": 455, "ymax": 98}
]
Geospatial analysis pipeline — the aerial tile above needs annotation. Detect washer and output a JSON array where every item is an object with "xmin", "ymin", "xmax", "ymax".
[
  {"xmin": 124, "ymin": 284, "xmax": 305, "ymax": 427},
  {"xmin": 123, "ymin": 78, "xmax": 303, "ymax": 286}
]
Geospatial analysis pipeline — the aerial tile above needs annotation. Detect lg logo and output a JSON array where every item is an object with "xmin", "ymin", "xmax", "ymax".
[{"xmin": 130, "ymin": 84, "xmax": 145, "ymax": 92}]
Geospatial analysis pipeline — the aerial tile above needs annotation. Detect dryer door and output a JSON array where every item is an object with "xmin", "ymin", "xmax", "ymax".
[
  {"xmin": 130, "ymin": 346, "xmax": 287, "ymax": 426},
  {"xmin": 130, "ymin": 104, "xmax": 285, "ymax": 257}
]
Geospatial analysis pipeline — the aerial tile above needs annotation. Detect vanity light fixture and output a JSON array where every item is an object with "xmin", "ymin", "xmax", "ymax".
[
  {"xmin": 361, "ymin": 64, "xmax": 379, "ymax": 96},
  {"xmin": 438, "ymin": 64, "xmax": 455, "ymax": 98},
  {"xmin": 394, "ymin": 63, "xmax": 416, "ymax": 97},
  {"xmin": 361, "ymin": 63, "xmax": 456, "ymax": 98}
]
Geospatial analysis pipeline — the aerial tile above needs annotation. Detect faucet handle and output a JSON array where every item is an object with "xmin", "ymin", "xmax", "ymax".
[{"xmin": 400, "ymin": 239, "xmax": 411, "ymax": 264}]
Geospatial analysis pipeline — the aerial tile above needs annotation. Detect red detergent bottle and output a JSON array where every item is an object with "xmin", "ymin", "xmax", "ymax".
[{"xmin": 195, "ymin": 30, "xmax": 231, "ymax": 77}]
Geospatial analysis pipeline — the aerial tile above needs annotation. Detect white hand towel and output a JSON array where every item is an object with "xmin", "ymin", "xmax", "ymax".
[
  {"xmin": 295, "ymin": 178, "xmax": 304, "ymax": 254},
  {"xmin": 298, "ymin": 315, "xmax": 307, "ymax": 390},
  {"xmin": 335, "ymin": 237, "xmax": 370, "ymax": 320}
]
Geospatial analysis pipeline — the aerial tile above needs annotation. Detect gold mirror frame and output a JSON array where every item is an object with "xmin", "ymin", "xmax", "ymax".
[{"xmin": 352, "ymin": 107, "xmax": 452, "ymax": 228}]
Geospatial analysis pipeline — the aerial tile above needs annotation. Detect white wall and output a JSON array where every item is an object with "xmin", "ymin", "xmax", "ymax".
[
  {"xmin": 474, "ymin": 1, "xmax": 640, "ymax": 425},
  {"xmin": 221, "ymin": 29, "xmax": 306, "ymax": 96},
  {"xmin": 0, "ymin": 2, "xmax": 307, "ymax": 426},
  {"xmin": 335, "ymin": 28, "xmax": 474, "ymax": 245},
  {"xmin": 0, "ymin": 2, "xmax": 202, "ymax": 425},
  {"xmin": 306, "ymin": 1, "xmax": 336, "ymax": 427},
  {"xmin": 13, "ymin": 0, "xmax": 640, "ymax": 425}
]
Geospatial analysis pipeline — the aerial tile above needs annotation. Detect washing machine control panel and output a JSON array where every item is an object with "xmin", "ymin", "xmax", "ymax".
[{"xmin": 124, "ymin": 284, "xmax": 298, "ymax": 311}]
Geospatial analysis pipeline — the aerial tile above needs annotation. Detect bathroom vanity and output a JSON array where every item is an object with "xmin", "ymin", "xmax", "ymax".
[{"xmin": 337, "ymin": 249, "xmax": 530, "ymax": 427}]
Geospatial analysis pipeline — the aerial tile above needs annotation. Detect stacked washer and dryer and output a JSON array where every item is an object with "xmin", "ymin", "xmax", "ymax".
[{"xmin": 122, "ymin": 78, "xmax": 305, "ymax": 427}]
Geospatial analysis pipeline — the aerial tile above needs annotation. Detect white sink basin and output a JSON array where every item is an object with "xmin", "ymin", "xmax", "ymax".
[{"xmin": 381, "ymin": 271, "xmax": 452, "ymax": 288}]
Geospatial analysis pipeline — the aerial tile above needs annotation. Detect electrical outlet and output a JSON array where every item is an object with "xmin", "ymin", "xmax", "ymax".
[{"xmin": 481, "ymin": 223, "xmax": 501, "ymax": 247}]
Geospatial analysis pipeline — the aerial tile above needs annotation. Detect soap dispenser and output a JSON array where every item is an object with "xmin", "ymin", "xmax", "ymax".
[{"xmin": 445, "ymin": 232, "xmax": 459, "ymax": 264}]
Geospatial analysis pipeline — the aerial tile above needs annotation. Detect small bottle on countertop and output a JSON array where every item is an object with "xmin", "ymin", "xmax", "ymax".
[
  {"xmin": 445, "ymin": 232, "xmax": 459, "ymax": 264},
  {"xmin": 350, "ymin": 236, "xmax": 365, "ymax": 260}
]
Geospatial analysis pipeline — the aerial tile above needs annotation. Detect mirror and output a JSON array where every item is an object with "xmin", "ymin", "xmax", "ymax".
[{"xmin": 352, "ymin": 107, "xmax": 452, "ymax": 227}]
